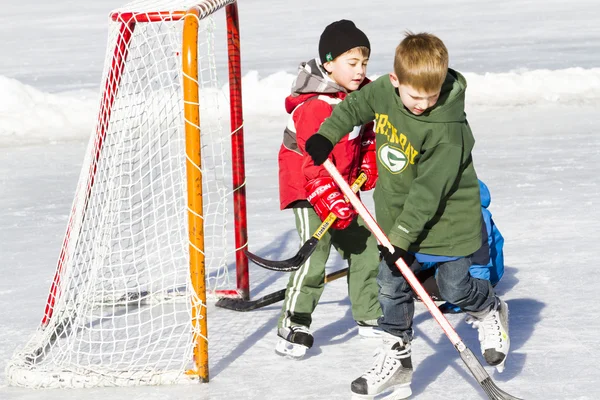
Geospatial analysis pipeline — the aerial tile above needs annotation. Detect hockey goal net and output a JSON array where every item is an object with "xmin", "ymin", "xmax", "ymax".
[{"xmin": 6, "ymin": 0, "xmax": 248, "ymax": 388}]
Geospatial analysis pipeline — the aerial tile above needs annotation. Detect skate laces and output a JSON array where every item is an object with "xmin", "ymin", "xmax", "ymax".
[
  {"xmin": 362, "ymin": 342, "xmax": 410, "ymax": 384},
  {"xmin": 290, "ymin": 325, "xmax": 310, "ymax": 334},
  {"xmin": 279, "ymin": 325, "xmax": 310, "ymax": 340},
  {"xmin": 466, "ymin": 306, "xmax": 503, "ymax": 348}
]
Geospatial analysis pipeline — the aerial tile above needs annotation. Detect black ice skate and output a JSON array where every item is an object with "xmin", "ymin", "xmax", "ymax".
[
  {"xmin": 275, "ymin": 326, "xmax": 314, "ymax": 360},
  {"xmin": 466, "ymin": 297, "xmax": 510, "ymax": 373},
  {"xmin": 351, "ymin": 332, "xmax": 412, "ymax": 399}
]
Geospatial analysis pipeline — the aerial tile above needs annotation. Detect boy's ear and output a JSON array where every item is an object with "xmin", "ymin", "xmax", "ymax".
[
  {"xmin": 322, "ymin": 61, "xmax": 332, "ymax": 74},
  {"xmin": 389, "ymin": 73, "xmax": 400, "ymax": 88}
]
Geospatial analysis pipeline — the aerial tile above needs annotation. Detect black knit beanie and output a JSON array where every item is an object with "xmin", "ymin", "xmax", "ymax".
[{"xmin": 318, "ymin": 20, "xmax": 370, "ymax": 63}]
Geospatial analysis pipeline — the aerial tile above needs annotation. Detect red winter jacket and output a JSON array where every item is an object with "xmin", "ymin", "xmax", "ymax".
[{"xmin": 278, "ymin": 58, "xmax": 374, "ymax": 209}]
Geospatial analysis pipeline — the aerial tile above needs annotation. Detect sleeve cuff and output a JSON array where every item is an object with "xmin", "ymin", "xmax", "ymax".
[{"xmin": 387, "ymin": 231, "xmax": 412, "ymax": 252}]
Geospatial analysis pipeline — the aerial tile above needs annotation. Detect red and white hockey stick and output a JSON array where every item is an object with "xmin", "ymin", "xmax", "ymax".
[{"xmin": 323, "ymin": 159, "xmax": 521, "ymax": 400}]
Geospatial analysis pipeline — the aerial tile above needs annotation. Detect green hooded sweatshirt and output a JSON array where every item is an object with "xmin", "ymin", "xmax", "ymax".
[{"xmin": 318, "ymin": 69, "xmax": 482, "ymax": 256}]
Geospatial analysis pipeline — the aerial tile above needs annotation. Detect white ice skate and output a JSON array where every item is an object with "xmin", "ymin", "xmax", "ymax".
[
  {"xmin": 275, "ymin": 326, "xmax": 313, "ymax": 360},
  {"xmin": 356, "ymin": 319, "xmax": 383, "ymax": 338},
  {"xmin": 351, "ymin": 332, "xmax": 412, "ymax": 399},
  {"xmin": 466, "ymin": 297, "xmax": 510, "ymax": 373}
]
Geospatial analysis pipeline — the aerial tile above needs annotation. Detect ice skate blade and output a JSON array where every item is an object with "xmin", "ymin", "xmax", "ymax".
[
  {"xmin": 275, "ymin": 338, "xmax": 307, "ymax": 360},
  {"xmin": 383, "ymin": 383, "xmax": 411, "ymax": 400},
  {"xmin": 351, "ymin": 383, "xmax": 411, "ymax": 400},
  {"xmin": 358, "ymin": 325, "xmax": 383, "ymax": 338},
  {"xmin": 495, "ymin": 359, "xmax": 506, "ymax": 373}
]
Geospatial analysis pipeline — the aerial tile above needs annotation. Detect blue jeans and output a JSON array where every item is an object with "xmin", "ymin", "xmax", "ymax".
[{"xmin": 377, "ymin": 256, "xmax": 496, "ymax": 343}]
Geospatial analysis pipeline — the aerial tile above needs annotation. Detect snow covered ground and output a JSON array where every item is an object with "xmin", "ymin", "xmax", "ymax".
[{"xmin": 1, "ymin": 0, "xmax": 599, "ymax": 399}]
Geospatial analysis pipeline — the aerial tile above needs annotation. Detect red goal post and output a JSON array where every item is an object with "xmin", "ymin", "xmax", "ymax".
[{"xmin": 7, "ymin": 0, "xmax": 250, "ymax": 388}]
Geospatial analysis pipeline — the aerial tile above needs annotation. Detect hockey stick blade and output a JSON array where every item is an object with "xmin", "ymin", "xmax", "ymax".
[
  {"xmin": 245, "ymin": 237, "xmax": 319, "ymax": 272},
  {"xmin": 215, "ymin": 267, "xmax": 349, "ymax": 312},
  {"xmin": 246, "ymin": 172, "xmax": 367, "ymax": 272},
  {"xmin": 215, "ymin": 288, "xmax": 286, "ymax": 311},
  {"xmin": 459, "ymin": 348, "xmax": 523, "ymax": 400}
]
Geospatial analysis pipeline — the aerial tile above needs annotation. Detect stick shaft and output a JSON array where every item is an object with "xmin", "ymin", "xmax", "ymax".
[{"xmin": 323, "ymin": 159, "xmax": 463, "ymax": 347}]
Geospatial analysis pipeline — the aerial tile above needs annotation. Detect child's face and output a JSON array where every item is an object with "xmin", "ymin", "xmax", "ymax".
[
  {"xmin": 323, "ymin": 48, "xmax": 368, "ymax": 92},
  {"xmin": 389, "ymin": 74, "xmax": 441, "ymax": 115}
]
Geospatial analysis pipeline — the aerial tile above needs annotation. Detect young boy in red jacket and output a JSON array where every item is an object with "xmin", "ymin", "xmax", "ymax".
[{"xmin": 276, "ymin": 20, "xmax": 382, "ymax": 359}]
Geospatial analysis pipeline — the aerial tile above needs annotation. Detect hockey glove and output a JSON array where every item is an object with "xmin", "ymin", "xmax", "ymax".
[
  {"xmin": 378, "ymin": 245, "xmax": 417, "ymax": 272},
  {"xmin": 359, "ymin": 137, "xmax": 378, "ymax": 191},
  {"xmin": 305, "ymin": 177, "xmax": 356, "ymax": 230},
  {"xmin": 305, "ymin": 134, "xmax": 334, "ymax": 166}
]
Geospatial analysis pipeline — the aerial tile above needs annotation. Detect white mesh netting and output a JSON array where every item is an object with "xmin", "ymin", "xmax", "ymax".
[{"xmin": 6, "ymin": 0, "xmax": 240, "ymax": 388}]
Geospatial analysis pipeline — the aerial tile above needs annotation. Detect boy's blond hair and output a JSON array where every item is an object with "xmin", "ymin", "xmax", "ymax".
[
  {"xmin": 393, "ymin": 32, "xmax": 448, "ymax": 93},
  {"xmin": 333, "ymin": 45, "xmax": 370, "ymax": 61}
]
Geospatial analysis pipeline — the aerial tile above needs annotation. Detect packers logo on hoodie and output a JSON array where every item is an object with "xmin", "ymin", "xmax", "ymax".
[{"xmin": 378, "ymin": 144, "xmax": 408, "ymax": 174}]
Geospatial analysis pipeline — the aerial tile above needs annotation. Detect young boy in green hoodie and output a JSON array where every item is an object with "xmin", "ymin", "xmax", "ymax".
[{"xmin": 304, "ymin": 32, "xmax": 511, "ymax": 398}]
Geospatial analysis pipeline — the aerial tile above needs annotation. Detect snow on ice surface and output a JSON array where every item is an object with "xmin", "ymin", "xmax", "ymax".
[{"xmin": 1, "ymin": 0, "xmax": 599, "ymax": 399}]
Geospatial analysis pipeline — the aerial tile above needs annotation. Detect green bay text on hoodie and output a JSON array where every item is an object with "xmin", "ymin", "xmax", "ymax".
[{"xmin": 318, "ymin": 70, "xmax": 482, "ymax": 256}]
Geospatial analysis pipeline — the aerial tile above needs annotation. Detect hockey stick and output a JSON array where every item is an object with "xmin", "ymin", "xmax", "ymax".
[
  {"xmin": 323, "ymin": 160, "xmax": 521, "ymax": 400},
  {"xmin": 214, "ymin": 267, "xmax": 349, "ymax": 311},
  {"xmin": 245, "ymin": 172, "xmax": 367, "ymax": 272}
]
